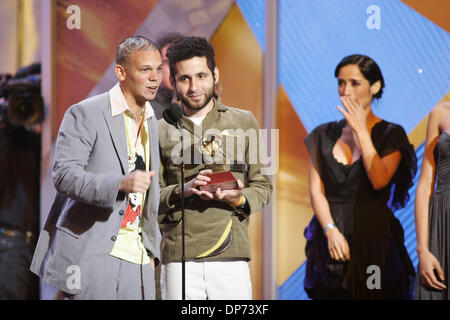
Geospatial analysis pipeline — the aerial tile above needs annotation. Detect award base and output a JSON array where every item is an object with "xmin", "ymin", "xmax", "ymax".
[{"xmin": 198, "ymin": 171, "xmax": 237, "ymax": 193}]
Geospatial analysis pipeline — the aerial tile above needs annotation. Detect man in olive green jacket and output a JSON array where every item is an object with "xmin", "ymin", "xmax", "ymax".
[{"xmin": 158, "ymin": 37, "xmax": 272, "ymax": 300}]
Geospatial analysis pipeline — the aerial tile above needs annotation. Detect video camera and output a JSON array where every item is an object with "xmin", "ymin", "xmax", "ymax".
[{"xmin": 0, "ymin": 63, "xmax": 44, "ymax": 127}]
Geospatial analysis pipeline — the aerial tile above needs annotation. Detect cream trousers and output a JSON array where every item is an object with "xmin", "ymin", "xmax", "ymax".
[{"xmin": 161, "ymin": 260, "xmax": 252, "ymax": 300}]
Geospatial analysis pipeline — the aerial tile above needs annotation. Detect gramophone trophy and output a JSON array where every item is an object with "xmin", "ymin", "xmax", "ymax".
[{"xmin": 197, "ymin": 133, "xmax": 237, "ymax": 193}]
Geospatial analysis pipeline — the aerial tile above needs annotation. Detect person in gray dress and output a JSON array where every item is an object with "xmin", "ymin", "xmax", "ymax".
[{"xmin": 415, "ymin": 102, "xmax": 450, "ymax": 300}]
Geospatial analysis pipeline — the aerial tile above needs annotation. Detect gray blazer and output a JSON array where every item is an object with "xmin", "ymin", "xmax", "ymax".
[{"xmin": 30, "ymin": 92, "xmax": 161, "ymax": 294}]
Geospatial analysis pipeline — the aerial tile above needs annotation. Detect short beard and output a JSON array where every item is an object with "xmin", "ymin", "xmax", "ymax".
[{"xmin": 178, "ymin": 86, "xmax": 215, "ymax": 112}]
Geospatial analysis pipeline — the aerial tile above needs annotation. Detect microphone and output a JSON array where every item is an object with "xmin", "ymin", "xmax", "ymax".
[
  {"xmin": 162, "ymin": 102, "xmax": 187, "ymax": 300},
  {"xmin": 163, "ymin": 103, "xmax": 183, "ymax": 127},
  {"xmin": 169, "ymin": 103, "xmax": 183, "ymax": 121}
]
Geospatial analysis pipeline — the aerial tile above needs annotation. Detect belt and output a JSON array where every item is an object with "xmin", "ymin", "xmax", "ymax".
[{"xmin": 0, "ymin": 227, "xmax": 34, "ymax": 244}]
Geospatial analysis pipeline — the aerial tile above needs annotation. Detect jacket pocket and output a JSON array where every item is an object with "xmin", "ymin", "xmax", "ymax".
[{"xmin": 55, "ymin": 200, "xmax": 111, "ymax": 239}]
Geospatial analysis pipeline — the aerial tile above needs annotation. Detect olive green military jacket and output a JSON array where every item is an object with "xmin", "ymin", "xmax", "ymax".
[{"xmin": 158, "ymin": 100, "xmax": 272, "ymax": 263}]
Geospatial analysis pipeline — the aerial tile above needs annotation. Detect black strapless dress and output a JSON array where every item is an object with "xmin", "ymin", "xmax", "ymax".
[
  {"xmin": 415, "ymin": 131, "xmax": 450, "ymax": 300},
  {"xmin": 303, "ymin": 120, "xmax": 417, "ymax": 300}
]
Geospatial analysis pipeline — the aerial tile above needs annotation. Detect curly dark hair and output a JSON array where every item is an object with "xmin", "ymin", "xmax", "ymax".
[{"xmin": 166, "ymin": 36, "xmax": 216, "ymax": 82}]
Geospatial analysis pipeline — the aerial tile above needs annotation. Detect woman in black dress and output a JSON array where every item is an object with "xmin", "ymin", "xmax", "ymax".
[
  {"xmin": 415, "ymin": 102, "xmax": 450, "ymax": 300},
  {"xmin": 304, "ymin": 54, "xmax": 417, "ymax": 299}
]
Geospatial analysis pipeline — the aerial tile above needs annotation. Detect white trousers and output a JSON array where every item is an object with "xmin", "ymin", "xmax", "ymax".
[{"xmin": 160, "ymin": 260, "xmax": 252, "ymax": 300}]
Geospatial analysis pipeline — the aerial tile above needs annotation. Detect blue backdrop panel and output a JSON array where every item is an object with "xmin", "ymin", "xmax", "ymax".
[{"xmin": 237, "ymin": 0, "xmax": 449, "ymax": 133}]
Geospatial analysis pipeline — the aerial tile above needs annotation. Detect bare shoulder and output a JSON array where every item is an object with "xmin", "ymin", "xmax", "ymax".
[
  {"xmin": 429, "ymin": 102, "xmax": 450, "ymax": 119},
  {"xmin": 430, "ymin": 102, "xmax": 450, "ymax": 130}
]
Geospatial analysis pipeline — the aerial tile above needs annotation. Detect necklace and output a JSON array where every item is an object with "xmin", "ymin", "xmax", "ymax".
[{"xmin": 130, "ymin": 108, "xmax": 144, "ymax": 122}]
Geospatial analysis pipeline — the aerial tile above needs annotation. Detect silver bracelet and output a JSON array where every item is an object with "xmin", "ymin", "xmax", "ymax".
[{"xmin": 324, "ymin": 222, "xmax": 336, "ymax": 233}]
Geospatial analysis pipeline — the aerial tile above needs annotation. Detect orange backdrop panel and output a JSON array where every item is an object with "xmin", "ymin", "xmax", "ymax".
[
  {"xmin": 53, "ymin": 0, "xmax": 158, "ymax": 139},
  {"xmin": 211, "ymin": 3, "xmax": 264, "ymax": 299},
  {"xmin": 401, "ymin": 0, "xmax": 450, "ymax": 32},
  {"xmin": 275, "ymin": 87, "xmax": 313, "ymax": 285}
]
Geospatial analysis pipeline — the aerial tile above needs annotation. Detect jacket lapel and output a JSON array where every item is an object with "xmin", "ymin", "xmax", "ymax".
[
  {"xmin": 147, "ymin": 115, "xmax": 158, "ymax": 172},
  {"xmin": 178, "ymin": 99, "xmax": 230, "ymax": 165},
  {"xmin": 102, "ymin": 103, "xmax": 128, "ymax": 174},
  {"xmin": 200, "ymin": 99, "xmax": 225, "ymax": 135},
  {"xmin": 180, "ymin": 98, "xmax": 226, "ymax": 138}
]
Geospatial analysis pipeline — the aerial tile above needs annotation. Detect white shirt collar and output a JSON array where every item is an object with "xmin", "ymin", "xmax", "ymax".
[{"xmin": 108, "ymin": 82, "xmax": 155, "ymax": 119}]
